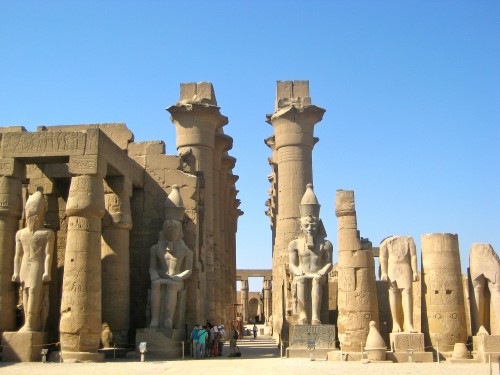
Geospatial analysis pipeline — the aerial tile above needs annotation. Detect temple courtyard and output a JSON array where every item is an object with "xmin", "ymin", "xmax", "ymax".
[{"xmin": 0, "ymin": 334, "xmax": 495, "ymax": 375}]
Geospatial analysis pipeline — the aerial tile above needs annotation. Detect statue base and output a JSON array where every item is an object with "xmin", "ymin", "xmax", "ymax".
[
  {"xmin": 1, "ymin": 331, "xmax": 49, "ymax": 362},
  {"xmin": 473, "ymin": 335, "xmax": 500, "ymax": 363},
  {"xmin": 287, "ymin": 324, "xmax": 335, "ymax": 360},
  {"xmin": 61, "ymin": 351, "xmax": 105, "ymax": 362},
  {"xmin": 389, "ymin": 332, "xmax": 424, "ymax": 352},
  {"xmin": 387, "ymin": 332, "xmax": 432, "ymax": 362},
  {"xmin": 135, "ymin": 328, "xmax": 185, "ymax": 359}
]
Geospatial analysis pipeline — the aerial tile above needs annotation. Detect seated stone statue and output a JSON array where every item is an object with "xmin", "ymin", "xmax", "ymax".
[
  {"xmin": 470, "ymin": 243, "xmax": 500, "ymax": 335},
  {"xmin": 380, "ymin": 235, "xmax": 418, "ymax": 333},
  {"xmin": 148, "ymin": 185, "xmax": 193, "ymax": 330},
  {"xmin": 288, "ymin": 184, "xmax": 333, "ymax": 325},
  {"xmin": 12, "ymin": 190, "xmax": 55, "ymax": 332}
]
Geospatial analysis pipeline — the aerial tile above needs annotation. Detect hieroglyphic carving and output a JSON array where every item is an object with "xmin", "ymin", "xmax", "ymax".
[
  {"xmin": 69, "ymin": 155, "xmax": 99, "ymax": 175},
  {"xmin": 2, "ymin": 132, "xmax": 86, "ymax": 157},
  {"xmin": 390, "ymin": 332, "xmax": 424, "ymax": 352},
  {"xmin": 289, "ymin": 324, "xmax": 336, "ymax": 348}
]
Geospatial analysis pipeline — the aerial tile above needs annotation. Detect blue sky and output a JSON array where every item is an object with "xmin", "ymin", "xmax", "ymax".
[{"xmin": 1, "ymin": 1, "xmax": 499, "ymax": 291}]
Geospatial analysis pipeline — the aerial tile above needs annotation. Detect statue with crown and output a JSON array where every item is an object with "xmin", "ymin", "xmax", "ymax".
[
  {"xmin": 148, "ymin": 185, "xmax": 193, "ymax": 331},
  {"xmin": 288, "ymin": 184, "xmax": 333, "ymax": 326}
]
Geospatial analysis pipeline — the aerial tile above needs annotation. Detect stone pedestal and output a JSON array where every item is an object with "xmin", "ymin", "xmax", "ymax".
[
  {"xmin": 287, "ymin": 324, "xmax": 335, "ymax": 359},
  {"xmin": 135, "ymin": 328, "xmax": 185, "ymax": 359},
  {"xmin": 1, "ymin": 331, "xmax": 48, "ymax": 362},
  {"xmin": 387, "ymin": 333, "xmax": 433, "ymax": 362},
  {"xmin": 473, "ymin": 335, "xmax": 500, "ymax": 363}
]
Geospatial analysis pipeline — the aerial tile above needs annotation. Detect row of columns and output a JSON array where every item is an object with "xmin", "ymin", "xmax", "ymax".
[
  {"xmin": 168, "ymin": 82, "xmax": 241, "ymax": 325},
  {"xmin": 0, "ymin": 156, "xmax": 133, "ymax": 360},
  {"xmin": 239, "ymin": 277, "xmax": 272, "ymax": 324}
]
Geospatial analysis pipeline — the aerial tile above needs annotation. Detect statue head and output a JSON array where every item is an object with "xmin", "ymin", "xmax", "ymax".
[
  {"xmin": 299, "ymin": 184, "xmax": 321, "ymax": 248},
  {"xmin": 162, "ymin": 218, "xmax": 183, "ymax": 241},
  {"xmin": 25, "ymin": 190, "xmax": 46, "ymax": 232}
]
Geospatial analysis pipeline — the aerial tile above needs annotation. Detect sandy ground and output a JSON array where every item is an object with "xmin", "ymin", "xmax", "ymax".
[{"xmin": 1, "ymin": 336, "xmax": 498, "ymax": 375}]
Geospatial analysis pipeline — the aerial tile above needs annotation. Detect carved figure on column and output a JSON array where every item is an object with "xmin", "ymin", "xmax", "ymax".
[
  {"xmin": 380, "ymin": 236, "xmax": 418, "ymax": 333},
  {"xmin": 12, "ymin": 190, "xmax": 55, "ymax": 332},
  {"xmin": 470, "ymin": 243, "xmax": 500, "ymax": 335},
  {"xmin": 288, "ymin": 184, "xmax": 332, "ymax": 325},
  {"xmin": 148, "ymin": 185, "xmax": 193, "ymax": 330}
]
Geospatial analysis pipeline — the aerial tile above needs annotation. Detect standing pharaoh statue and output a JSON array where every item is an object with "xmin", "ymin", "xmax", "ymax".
[
  {"xmin": 12, "ymin": 190, "xmax": 55, "ymax": 332},
  {"xmin": 380, "ymin": 236, "xmax": 418, "ymax": 333},
  {"xmin": 470, "ymin": 243, "xmax": 500, "ymax": 335},
  {"xmin": 148, "ymin": 185, "xmax": 193, "ymax": 330},
  {"xmin": 288, "ymin": 184, "xmax": 333, "ymax": 325}
]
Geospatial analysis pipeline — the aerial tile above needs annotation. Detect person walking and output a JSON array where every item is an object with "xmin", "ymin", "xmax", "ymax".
[
  {"xmin": 190, "ymin": 325, "xmax": 200, "ymax": 358},
  {"xmin": 229, "ymin": 324, "xmax": 239, "ymax": 357},
  {"xmin": 252, "ymin": 323, "xmax": 258, "ymax": 339},
  {"xmin": 217, "ymin": 325, "xmax": 226, "ymax": 356},
  {"xmin": 197, "ymin": 326, "xmax": 209, "ymax": 358}
]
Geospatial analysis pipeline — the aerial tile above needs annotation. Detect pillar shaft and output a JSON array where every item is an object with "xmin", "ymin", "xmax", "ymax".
[
  {"xmin": 263, "ymin": 279, "xmax": 272, "ymax": 323},
  {"xmin": 241, "ymin": 279, "xmax": 249, "ymax": 323},
  {"xmin": 267, "ymin": 81, "xmax": 325, "ymax": 339},
  {"xmin": 0, "ymin": 164, "xmax": 23, "ymax": 332},
  {"xmin": 168, "ymin": 82, "xmax": 227, "ymax": 323},
  {"xmin": 101, "ymin": 177, "xmax": 132, "ymax": 347},
  {"xmin": 422, "ymin": 233, "xmax": 467, "ymax": 351},
  {"xmin": 335, "ymin": 190, "xmax": 379, "ymax": 352},
  {"xmin": 60, "ymin": 173, "xmax": 105, "ymax": 359}
]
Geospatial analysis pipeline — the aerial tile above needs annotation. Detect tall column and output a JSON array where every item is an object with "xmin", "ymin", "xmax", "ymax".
[
  {"xmin": 335, "ymin": 190, "xmax": 379, "ymax": 352},
  {"xmin": 0, "ymin": 158, "xmax": 24, "ymax": 333},
  {"xmin": 223, "ymin": 157, "xmax": 237, "ymax": 317},
  {"xmin": 60, "ymin": 156, "xmax": 106, "ymax": 361},
  {"xmin": 167, "ymin": 82, "xmax": 227, "ymax": 322},
  {"xmin": 421, "ymin": 233, "xmax": 467, "ymax": 352},
  {"xmin": 263, "ymin": 279, "xmax": 272, "ymax": 323},
  {"xmin": 266, "ymin": 81, "xmax": 325, "ymax": 339},
  {"xmin": 101, "ymin": 176, "xmax": 132, "ymax": 347},
  {"xmin": 241, "ymin": 279, "xmax": 249, "ymax": 323},
  {"xmin": 214, "ymin": 132, "xmax": 233, "ymax": 323}
]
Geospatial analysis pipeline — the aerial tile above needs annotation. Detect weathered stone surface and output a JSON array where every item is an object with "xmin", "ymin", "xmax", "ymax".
[
  {"xmin": 389, "ymin": 332, "xmax": 424, "ymax": 352},
  {"xmin": 421, "ymin": 233, "xmax": 467, "ymax": 353},
  {"xmin": 469, "ymin": 243, "xmax": 500, "ymax": 335},
  {"xmin": 1, "ymin": 331, "xmax": 48, "ymax": 362},
  {"xmin": 289, "ymin": 324, "xmax": 336, "ymax": 349},
  {"xmin": 127, "ymin": 141, "xmax": 165, "ymax": 156}
]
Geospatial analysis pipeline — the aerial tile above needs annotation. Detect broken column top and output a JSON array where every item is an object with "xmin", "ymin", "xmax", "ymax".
[
  {"xmin": 275, "ymin": 80, "xmax": 312, "ymax": 111},
  {"xmin": 179, "ymin": 82, "xmax": 217, "ymax": 106}
]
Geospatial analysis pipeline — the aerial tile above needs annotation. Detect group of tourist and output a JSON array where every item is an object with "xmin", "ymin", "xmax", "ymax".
[{"xmin": 190, "ymin": 322, "xmax": 240, "ymax": 358}]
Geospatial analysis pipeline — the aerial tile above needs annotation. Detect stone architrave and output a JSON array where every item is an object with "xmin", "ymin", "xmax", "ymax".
[
  {"xmin": 288, "ymin": 184, "xmax": 333, "ymax": 325},
  {"xmin": 60, "ymin": 165, "xmax": 106, "ymax": 362},
  {"xmin": 101, "ymin": 177, "xmax": 133, "ymax": 347},
  {"xmin": 0, "ymin": 158, "xmax": 24, "ymax": 333},
  {"xmin": 266, "ymin": 81, "xmax": 325, "ymax": 339},
  {"xmin": 421, "ymin": 233, "xmax": 467, "ymax": 353},
  {"xmin": 380, "ymin": 236, "xmax": 419, "ymax": 333},
  {"xmin": 167, "ymin": 82, "xmax": 227, "ymax": 322},
  {"xmin": 335, "ymin": 190, "xmax": 379, "ymax": 353},
  {"xmin": 469, "ymin": 243, "xmax": 500, "ymax": 335},
  {"xmin": 148, "ymin": 185, "xmax": 193, "ymax": 330},
  {"xmin": 12, "ymin": 190, "xmax": 55, "ymax": 332}
]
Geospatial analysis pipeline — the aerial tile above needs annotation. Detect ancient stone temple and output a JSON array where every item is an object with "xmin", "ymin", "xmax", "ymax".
[
  {"xmin": 0, "ymin": 82, "xmax": 241, "ymax": 362},
  {"xmin": 265, "ymin": 81, "xmax": 326, "ymax": 341}
]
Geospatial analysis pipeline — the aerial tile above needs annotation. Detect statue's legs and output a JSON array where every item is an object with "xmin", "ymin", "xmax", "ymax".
[
  {"xmin": 163, "ymin": 280, "xmax": 183, "ymax": 330},
  {"xmin": 295, "ymin": 276, "xmax": 307, "ymax": 324},
  {"xmin": 488, "ymin": 280, "xmax": 500, "ymax": 334},
  {"xmin": 148, "ymin": 280, "xmax": 162, "ymax": 328},
  {"xmin": 20, "ymin": 285, "xmax": 43, "ymax": 332},
  {"xmin": 311, "ymin": 275, "xmax": 325, "ymax": 325},
  {"xmin": 402, "ymin": 287, "xmax": 416, "ymax": 333},
  {"xmin": 472, "ymin": 276, "xmax": 487, "ymax": 335},
  {"xmin": 389, "ymin": 284, "xmax": 402, "ymax": 332}
]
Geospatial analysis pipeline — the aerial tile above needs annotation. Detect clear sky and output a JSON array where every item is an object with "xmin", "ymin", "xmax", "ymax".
[{"xmin": 1, "ymin": 1, "xmax": 498, "ymax": 292}]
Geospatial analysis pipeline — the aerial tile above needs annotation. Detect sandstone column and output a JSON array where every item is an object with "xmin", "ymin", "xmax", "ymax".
[
  {"xmin": 167, "ymin": 82, "xmax": 227, "ymax": 322},
  {"xmin": 241, "ymin": 278, "xmax": 249, "ymax": 323},
  {"xmin": 0, "ymin": 158, "xmax": 24, "ymax": 333},
  {"xmin": 266, "ymin": 81, "xmax": 325, "ymax": 338},
  {"xmin": 421, "ymin": 233, "xmax": 467, "ymax": 353},
  {"xmin": 223, "ymin": 157, "xmax": 237, "ymax": 317},
  {"xmin": 101, "ymin": 176, "xmax": 132, "ymax": 347},
  {"xmin": 335, "ymin": 190, "xmax": 379, "ymax": 352},
  {"xmin": 214, "ymin": 132, "xmax": 233, "ymax": 323},
  {"xmin": 263, "ymin": 279, "xmax": 272, "ymax": 323},
  {"xmin": 60, "ymin": 157, "xmax": 106, "ymax": 361}
]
